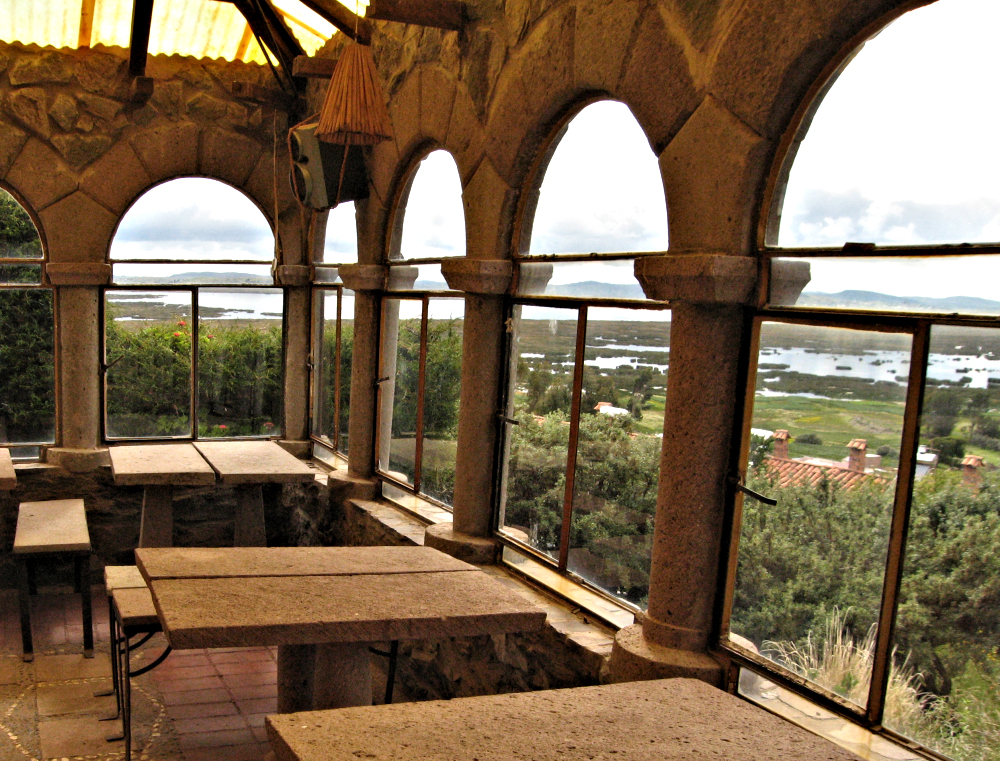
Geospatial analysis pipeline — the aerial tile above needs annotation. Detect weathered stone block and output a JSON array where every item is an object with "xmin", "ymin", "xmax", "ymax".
[
  {"xmin": 659, "ymin": 95, "xmax": 770, "ymax": 252},
  {"xmin": 461, "ymin": 157, "xmax": 514, "ymax": 260},
  {"xmin": 79, "ymin": 140, "xmax": 152, "ymax": 214},
  {"xmin": 607, "ymin": 623, "xmax": 723, "ymax": 685},
  {"xmin": 244, "ymin": 149, "xmax": 297, "ymax": 223},
  {"xmin": 186, "ymin": 92, "xmax": 229, "ymax": 121},
  {"xmin": 338, "ymin": 264, "xmax": 388, "ymax": 291},
  {"xmin": 420, "ymin": 67, "xmax": 457, "ymax": 147},
  {"xmin": 149, "ymin": 79, "xmax": 183, "ymax": 118},
  {"xmin": 75, "ymin": 113, "xmax": 94, "ymax": 132},
  {"xmin": 77, "ymin": 93, "xmax": 122, "ymax": 123},
  {"xmin": 617, "ymin": 7, "xmax": 700, "ymax": 153},
  {"xmin": 9, "ymin": 53, "xmax": 73, "ymax": 86},
  {"xmin": 38, "ymin": 191, "xmax": 117, "ymax": 263},
  {"xmin": 388, "ymin": 72, "xmax": 422, "ymax": 160},
  {"xmin": 199, "ymin": 127, "xmax": 262, "ymax": 187},
  {"xmin": 441, "ymin": 258, "xmax": 512, "ymax": 293},
  {"xmin": 46, "ymin": 262, "xmax": 112, "ymax": 285},
  {"xmin": 5, "ymin": 138, "xmax": 77, "ymax": 212},
  {"xmin": 51, "ymin": 133, "xmax": 113, "ymax": 169},
  {"xmin": 575, "ymin": 0, "xmax": 642, "ymax": 91},
  {"xmin": 48, "ymin": 93, "xmax": 79, "ymax": 132},
  {"xmin": 129, "ymin": 121, "xmax": 200, "ymax": 182},
  {"xmin": 444, "ymin": 86, "xmax": 485, "ymax": 186},
  {"xmin": 75, "ymin": 52, "xmax": 127, "ymax": 94},
  {"xmin": 634, "ymin": 254, "xmax": 756, "ymax": 304},
  {"xmin": 8, "ymin": 87, "xmax": 50, "ymax": 137},
  {"xmin": 0, "ymin": 119, "xmax": 27, "ymax": 177}
]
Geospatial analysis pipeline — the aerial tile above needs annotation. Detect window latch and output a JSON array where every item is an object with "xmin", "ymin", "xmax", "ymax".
[
  {"xmin": 374, "ymin": 376, "xmax": 391, "ymax": 388},
  {"xmin": 497, "ymin": 413, "xmax": 519, "ymax": 426},
  {"xmin": 727, "ymin": 475, "xmax": 777, "ymax": 506},
  {"xmin": 101, "ymin": 355, "xmax": 124, "ymax": 373}
]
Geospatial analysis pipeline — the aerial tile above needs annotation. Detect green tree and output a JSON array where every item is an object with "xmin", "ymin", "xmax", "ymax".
[
  {"xmin": 0, "ymin": 189, "xmax": 41, "ymax": 258},
  {"xmin": 0, "ymin": 289, "xmax": 54, "ymax": 442}
]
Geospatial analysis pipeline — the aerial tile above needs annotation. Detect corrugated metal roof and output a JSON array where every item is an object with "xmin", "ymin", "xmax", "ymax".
[{"xmin": 0, "ymin": 0, "xmax": 357, "ymax": 63}]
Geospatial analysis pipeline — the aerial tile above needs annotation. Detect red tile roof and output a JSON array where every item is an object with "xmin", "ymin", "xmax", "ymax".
[{"xmin": 764, "ymin": 455, "xmax": 875, "ymax": 489}]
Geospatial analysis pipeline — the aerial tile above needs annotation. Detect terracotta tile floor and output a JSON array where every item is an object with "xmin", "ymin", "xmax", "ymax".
[{"xmin": 0, "ymin": 586, "xmax": 276, "ymax": 760}]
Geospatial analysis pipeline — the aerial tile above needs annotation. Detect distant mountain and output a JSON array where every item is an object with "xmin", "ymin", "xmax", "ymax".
[
  {"xmin": 538, "ymin": 282, "xmax": 648, "ymax": 300},
  {"xmin": 797, "ymin": 290, "xmax": 1000, "ymax": 314}
]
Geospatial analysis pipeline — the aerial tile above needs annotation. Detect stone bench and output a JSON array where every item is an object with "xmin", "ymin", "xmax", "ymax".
[
  {"xmin": 267, "ymin": 678, "xmax": 864, "ymax": 761},
  {"xmin": 13, "ymin": 499, "xmax": 93, "ymax": 661}
]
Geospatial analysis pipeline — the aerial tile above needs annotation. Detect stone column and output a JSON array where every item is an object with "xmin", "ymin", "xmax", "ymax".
[
  {"xmin": 608, "ymin": 254, "xmax": 756, "ymax": 686},
  {"xmin": 46, "ymin": 264, "xmax": 112, "ymax": 472},
  {"xmin": 277, "ymin": 265, "xmax": 312, "ymax": 457},
  {"xmin": 339, "ymin": 265, "xmax": 388, "ymax": 480},
  {"xmin": 423, "ymin": 260, "xmax": 513, "ymax": 564}
]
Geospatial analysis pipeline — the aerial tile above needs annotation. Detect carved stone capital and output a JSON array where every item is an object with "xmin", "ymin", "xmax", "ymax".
[
  {"xmin": 338, "ymin": 264, "xmax": 388, "ymax": 291},
  {"xmin": 276, "ymin": 265, "xmax": 311, "ymax": 287},
  {"xmin": 634, "ymin": 254, "xmax": 756, "ymax": 305},
  {"xmin": 46, "ymin": 263, "xmax": 112, "ymax": 286},
  {"xmin": 424, "ymin": 523, "xmax": 498, "ymax": 564},
  {"xmin": 441, "ymin": 259, "xmax": 513, "ymax": 295}
]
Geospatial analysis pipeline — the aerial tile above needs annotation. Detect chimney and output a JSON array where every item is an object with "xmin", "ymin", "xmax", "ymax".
[
  {"xmin": 961, "ymin": 455, "xmax": 984, "ymax": 487},
  {"xmin": 847, "ymin": 439, "xmax": 867, "ymax": 472},
  {"xmin": 772, "ymin": 430, "xmax": 790, "ymax": 460}
]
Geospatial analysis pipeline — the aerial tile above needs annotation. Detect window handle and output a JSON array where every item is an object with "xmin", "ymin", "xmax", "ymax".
[
  {"xmin": 102, "ymin": 355, "xmax": 124, "ymax": 373},
  {"xmin": 497, "ymin": 413, "xmax": 519, "ymax": 426},
  {"xmin": 727, "ymin": 475, "xmax": 777, "ymax": 506},
  {"xmin": 374, "ymin": 376, "xmax": 391, "ymax": 388}
]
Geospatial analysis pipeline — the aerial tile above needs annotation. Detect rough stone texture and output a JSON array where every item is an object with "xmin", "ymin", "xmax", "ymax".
[
  {"xmin": 128, "ymin": 120, "xmax": 200, "ymax": 182},
  {"xmin": 104, "ymin": 564, "xmax": 146, "ymax": 590},
  {"xmin": 441, "ymin": 258, "xmax": 512, "ymax": 294},
  {"xmin": 420, "ymin": 67, "xmax": 457, "ymax": 146},
  {"xmin": 0, "ymin": 450, "xmax": 15, "ymax": 490},
  {"xmin": 460, "ymin": 157, "xmax": 514, "ymax": 260},
  {"xmin": 45, "ymin": 262, "xmax": 112, "ymax": 285},
  {"xmin": 5, "ymin": 138, "xmax": 76, "ymax": 212},
  {"xmin": 192, "ymin": 441, "xmax": 316, "ymax": 484},
  {"xmin": 50, "ymin": 131, "xmax": 113, "ymax": 169},
  {"xmin": 113, "ymin": 585, "xmax": 159, "ymax": 626},
  {"xmin": 9, "ymin": 53, "xmax": 74, "ymax": 86},
  {"xmin": 574, "ymin": 0, "xmax": 643, "ymax": 92},
  {"xmin": 267, "ymin": 678, "xmax": 864, "ymax": 761},
  {"xmin": 424, "ymin": 524, "xmax": 498, "ymax": 563},
  {"xmin": 283, "ymin": 286, "xmax": 311, "ymax": 442},
  {"xmin": 136, "ymin": 545, "xmax": 474, "ymax": 581},
  {"xmin": 56, "ymin": 287, "xmax": 101, "ymax": 450},
  {"xmin": 635, "ymin": 253, "xmax": 757, "ymax": 304},
  {"xmin": 199, "ymin": 126, "xmax": 262, "ymax": 187},
  {"xmin": 38, "ymin": 191, "xmax": 117, "ymax": 262},
  {"xmin": 149, "ymin": 568, "xmax": 546, "ymax": 649},
  {"xmin": 0, "ymin": 118, "xmax": 28, "ymax": 176},
  {"xmin": 13, "ymin": 499, "xmax": 90, "ymax": 553},
  {"xmin": 78, "ymin": 138, "xmax": 152, "ymax": 213},
  {"xmin": 108, "ymin": 443, "xmax": 217, "ymax": 487},
  {"xmin": 8, "ymin": 87, "xmax": 51, "ymax": 137},
  {"xmin": 608, "ymin": 623, "xmax": 723, "ymax": 684}
]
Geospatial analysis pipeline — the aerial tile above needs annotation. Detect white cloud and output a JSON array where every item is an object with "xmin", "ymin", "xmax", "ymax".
[{"xmin": 399, "ymin": 150, "xmax": 465, "ymax": 259}]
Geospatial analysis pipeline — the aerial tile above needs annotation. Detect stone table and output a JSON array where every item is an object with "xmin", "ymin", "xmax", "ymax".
[
  {"xmin": 193, "ymin": 441, "xmax": 315, "ymax": 546},
  {"xmin": 135, "ymin": 546, "xmax": 546, "ymax": 712},
  {"xmin": 267, "ymin": 677, "xmax": 864, "ymax": 761},
  {"xmin": 0, "ymin": 447, "xmax": 16, "ymax": 489},
  {"xmin": 108, "ymin": 444, "xmax": 217, "ymax": 547}
]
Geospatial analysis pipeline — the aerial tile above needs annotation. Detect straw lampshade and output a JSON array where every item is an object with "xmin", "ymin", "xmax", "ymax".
[{"xmin": 316, "ymin": 41, "xmax": 394, "ymax": 145}]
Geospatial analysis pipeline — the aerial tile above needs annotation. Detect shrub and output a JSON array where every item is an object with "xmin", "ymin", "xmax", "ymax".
[{"xmin": 796, "ymin": 433, "xmax": 823, "ymax": 445}]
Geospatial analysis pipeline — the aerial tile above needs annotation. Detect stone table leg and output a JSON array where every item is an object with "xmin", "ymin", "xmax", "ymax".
[
  {"xmin": 233, "ymin": 484, "xmax": 266, "ymax": 546},
  {"xmin": 139, "ymin": 485, "xmax": 174, "ymax": 548},
  {"xmin": 277, "ymin": 642, "xmax": 373, "ymax": 712}
]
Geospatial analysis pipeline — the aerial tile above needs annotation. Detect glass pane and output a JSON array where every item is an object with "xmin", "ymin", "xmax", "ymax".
[
  {"xmin": 105, "ymin": 290, "xmax": 192, "ymax": 438},
  {"xmin": 378, "ymin": 298, "xmax": 423, "ymax": 486},
  {"xmin": 776, "ymin": 1, "xmax": 1000, "ymax": 247},
  {"xmin": 311, "ymin": 289, "xmax": 354, "ymax": 456},
  {"xmin": 0, "ymin": 289, "xmax": 54, "ymax": 444},
  {"xmin": 771, "ymin": 256, "xmax": 1000, "ymax": 316},
  {"xmin": 517, "ymin": 260, "xmax": 648, "ymax": 300},
  {"xmin": 197, "ymin": 288, "xmax": 283, "ymax": 437},
  {"xmin": 567, "ymin": 307, "xmax": 668, "ymax": 609},
  {"xmin": 529, "ymin": 101, "xmax": 668, "ymax": 255},
  {"xmin": 884, "ymin": 325, "xmax": 1000, "ymax": 759},
  {"xmin": 398, "ymin": 150, "xmax": 465, "ymax": 259},
  {"xmin": 320, "ymin": 201, "xmax": 358, "ymax": 264},
  {"xmin": 113, "ymin": 263, "xmax": 273, "ymax": 285},
  {"xmin": 111, "ymin": 178, "xmax": 274, "ymax": 261},
  {"xmin": 500, "ymin": 304, "xmax": 579, "ymax": 561},
  {"xmin": 0, "ymin": 188, "xmax": 42, "ymax": 258},
  {"xmin": 0, "ymin": 263, "xmax": 42, "ymax": 284},
  {"xmin": 731, "ymin": 322, "xmax": 911, "ymax": 708},
  {"xmin": 420, "ymin": 298, "xmax": 464, "ymax": 505}
]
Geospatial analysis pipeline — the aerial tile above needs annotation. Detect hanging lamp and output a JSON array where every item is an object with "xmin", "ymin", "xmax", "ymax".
[{"xmin": 316, "ymin": 39, "xmax": 394, "ymax": 145}]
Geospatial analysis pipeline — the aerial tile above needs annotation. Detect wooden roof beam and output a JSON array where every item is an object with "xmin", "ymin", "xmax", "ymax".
[
  {"xmin": 366, "ymin": 0, "xmax": 464, "ymax": 31},
  {"xmin": 296, "ymin": 0, "xmax": 373, "ymax": 44}
]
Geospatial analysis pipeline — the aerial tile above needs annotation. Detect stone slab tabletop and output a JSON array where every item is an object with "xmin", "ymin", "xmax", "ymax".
[
  {"xmin": 192, "ymin": 440, "xmax": 315, "ymax": 484},
  {"xmin": 135, "ymin": 546, "xmax": 475, "ymax": 583},
  {"xmin": 105, "ymin": 565, "xmax": 148, "ymax": 591},
  {"xmin": 149, "ymin": 570, "xmax": 546, "ymax": 649},
  {"xmin": 0, "ymin": 448, "xmax": 15, "ymax": 489},
  {"xmin": 267, "ymin": 678, "xmax": 863, "ymax": 761},
  {"xmin": 108, "ymin": 443, "xmax": 216, "ymax": 487},
  {"xmin": 114, "ymin": 587, "xmax": 160, "ymax": 627},
  {"xmin": 13, "ymin": 499, "xmax": 91, "ymax": 554}
]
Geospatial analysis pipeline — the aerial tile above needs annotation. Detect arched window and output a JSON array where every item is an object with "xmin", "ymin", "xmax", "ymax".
[
  {"xmin": 376, "ymin": 150, "xmax": 465, "ymax": 509},
  {"xmin": 499, "ymin": 101, "xmax": 669, "ymax": 621},
  {"xmin": 0, "ymin": 187, "xmax": 53, "ymax": 452},
  {"xmin": 730, "ymin": 3, "xmax": 1000, "ymax": 759},
  {"xmin": 105, "ymin": 178, "xmax": 282, "ymax": 440}
]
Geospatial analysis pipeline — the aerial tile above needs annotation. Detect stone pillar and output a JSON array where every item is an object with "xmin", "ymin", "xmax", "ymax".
[
  {"xmin": 608, "ymin": 254, "xmax": 756, "ymax": 685},
  {"xmin": 46, "ymin": 264, "xmax": 111, "ymax": 472},
  {"xmin": 277, "ymin": 265, "xmax": 312, "ymax": 457},
  {"xmin": 339, "ymin": 265, "xmax": 388, "ymax": 479},
  {"xmin": 424, "ymin": 260, "xmax": 513, "ymax": 564}
]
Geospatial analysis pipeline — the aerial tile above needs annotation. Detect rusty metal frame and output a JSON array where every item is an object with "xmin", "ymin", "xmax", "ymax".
[
  {"xmin": 557, "ymin": 305, "xmax": 588, "ymax": 571},
  {"xmin": 412, "ymin": 295, "xmax": 430, "ymax": 494}
]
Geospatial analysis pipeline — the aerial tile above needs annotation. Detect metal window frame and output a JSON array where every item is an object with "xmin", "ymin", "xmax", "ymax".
[
  {"xmin": 309, "ymin": 284, "xmax": 354, "ymax": 459},
  {"xmin": 720, "ymin": 249, "xmax": 1000, "ymax": 757}
]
